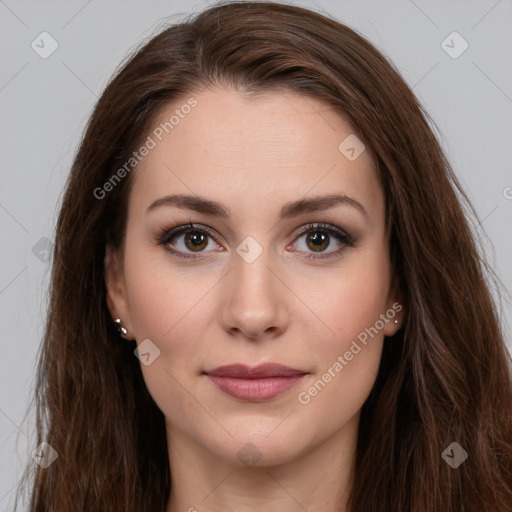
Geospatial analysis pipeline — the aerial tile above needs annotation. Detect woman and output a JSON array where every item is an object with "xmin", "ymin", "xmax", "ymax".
[{"xmin": 15, "ymin": 1, "xmax": 512, "ymax": 511}]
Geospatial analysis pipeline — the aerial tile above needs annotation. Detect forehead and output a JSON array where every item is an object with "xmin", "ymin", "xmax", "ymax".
[{"xmin": 129, "ymin": 87, "xmax": 382, "ymax": 217}]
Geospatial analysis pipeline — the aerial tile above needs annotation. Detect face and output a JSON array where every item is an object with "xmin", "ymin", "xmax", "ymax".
[{"xmin": 105, "ymin": 86, "xmax": 402, "ymax": 467}]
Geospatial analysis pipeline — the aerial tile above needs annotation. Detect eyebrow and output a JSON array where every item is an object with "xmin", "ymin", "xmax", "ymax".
[{"xmin": 146, "ymin": 193, "xmax": 370, "ymax": 223}]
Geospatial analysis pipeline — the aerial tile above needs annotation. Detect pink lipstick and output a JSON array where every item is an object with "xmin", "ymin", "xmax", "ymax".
[{"xmin": 204, "ymin": 363, "xmax": 307, "ymax": 402}]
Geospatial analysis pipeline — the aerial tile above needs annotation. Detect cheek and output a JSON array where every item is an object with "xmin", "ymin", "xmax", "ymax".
[
  {"xmin": 120, "ymin": 244, "xmax": 201, "ymax": 400},
  {"xmin": 121, "ymin": 236, "xmax": 215, "ymax": 375},
  {"xmin": 122, "ymin": 236, "xmax": 203, "ymax": 339},
  {"xmin": 314, "ymin": 242, "xmax": 391, "ymax": 349},
  {"xmin": 122, "ymin": 247, "xmax": 206, "ymax": 423},
  {"xmin": 295, "ymin": 306, "xmax": 386, "ymax": 442},
  {"xmin": 294, "ymin": 246, "xmax": 390, "ymax": 421},
  {"xmin": 333, "ymin": 274, "xmax": 388, "ymax": 342}
]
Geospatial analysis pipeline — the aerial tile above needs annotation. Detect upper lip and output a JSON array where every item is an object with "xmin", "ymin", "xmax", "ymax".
[{"xmin": 204, "ymin": 363, "xmax": 307, "ymax": 379}]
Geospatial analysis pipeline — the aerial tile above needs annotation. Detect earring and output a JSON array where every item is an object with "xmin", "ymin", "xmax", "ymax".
[
  {"xmin": 394, "ymin": 319, "xmax": 399, "ymax": 324},
  {"xmin": 113, "ymin": 318, "xmax": 128, "ymax": 336}
]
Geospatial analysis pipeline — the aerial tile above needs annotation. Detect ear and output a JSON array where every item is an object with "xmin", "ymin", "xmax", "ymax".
[
  {"xmin": 383, "ymin": 277, "xmax": 404, "ymax": 337},
  {"xmin": 104, "ymin": 244, "xmax": 134, "ymax": 338}
]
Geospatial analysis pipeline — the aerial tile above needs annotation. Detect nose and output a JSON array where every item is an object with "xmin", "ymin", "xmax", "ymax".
[{"xmin": 219, "ymin": 249, "xmax": 290, "ymax": 341}]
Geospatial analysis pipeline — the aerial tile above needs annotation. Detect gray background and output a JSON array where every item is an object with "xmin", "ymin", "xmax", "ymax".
[{"xmin": 1, "ymin": 0, "xmax": 511, "ymax": 508}]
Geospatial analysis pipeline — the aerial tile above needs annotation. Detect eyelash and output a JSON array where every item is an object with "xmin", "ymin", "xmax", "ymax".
[{"xmin": 156, "ymin": 222, "xmax": 354, "ymax": 261}]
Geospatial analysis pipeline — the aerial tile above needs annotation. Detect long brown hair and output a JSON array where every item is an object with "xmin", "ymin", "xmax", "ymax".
[{"xmin": 14, "ymin": 1, "xmax": 512, "ymax": 510}]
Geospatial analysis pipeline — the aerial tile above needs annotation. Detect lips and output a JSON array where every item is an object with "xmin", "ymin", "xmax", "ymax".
[
  {"xmin": 204, "ymin": 363, "xmax": 308, "ymax": 402},
  {"xmin": 205, "ymin": 363, "xmax": 306, "ymax": 379}
]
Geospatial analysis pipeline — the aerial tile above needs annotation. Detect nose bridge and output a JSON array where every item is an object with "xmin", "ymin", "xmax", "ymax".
[{"xmin": 235, "ymin": 246, "xmax": 274, "ymax": 299}]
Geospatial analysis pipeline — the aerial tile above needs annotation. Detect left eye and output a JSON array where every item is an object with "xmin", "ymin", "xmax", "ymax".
[{"xmin": 289, "ymin": 223, "xmax": 354, "ymax": 260}]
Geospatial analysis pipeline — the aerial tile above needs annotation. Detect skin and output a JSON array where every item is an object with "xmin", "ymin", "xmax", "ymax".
[{"xmin": 104, "ymin": 86, "xmax": 403, "ymax": 512}]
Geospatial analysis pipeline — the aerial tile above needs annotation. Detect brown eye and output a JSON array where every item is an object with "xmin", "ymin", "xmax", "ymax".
[
  {"xmin": 292, "ymin": 223, "xmax": 354, "ymax": 260},
  {"xmin": 182, "ymin": 231, "xmax": 209, "ymax": 251},
  {"xmin": 158, "ymin": 224, "xmax": 222, "ymax": 259},
  {"xmin": 305, "ymin": 230, "xmax": 330, "ymax": 252}
]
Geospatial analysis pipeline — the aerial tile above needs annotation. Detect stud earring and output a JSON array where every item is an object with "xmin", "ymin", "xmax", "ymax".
[
  {"xmin": 113, "ymin": 318, "xmax": 128, "ymax": 336},
  {"xmin": 394, "ymin": 319, "xmax": 399, "ymax": 324}
]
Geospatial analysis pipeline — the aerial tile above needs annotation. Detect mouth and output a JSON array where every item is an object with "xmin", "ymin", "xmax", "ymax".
[{"xmin": 203, "ymin": 363, "xmax": 308, "ymax": 402}]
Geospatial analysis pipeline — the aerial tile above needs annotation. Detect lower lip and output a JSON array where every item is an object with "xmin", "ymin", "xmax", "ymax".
[{"xmin": 206, "ymin": 375, "xmax": 306, "ymax": 402}]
